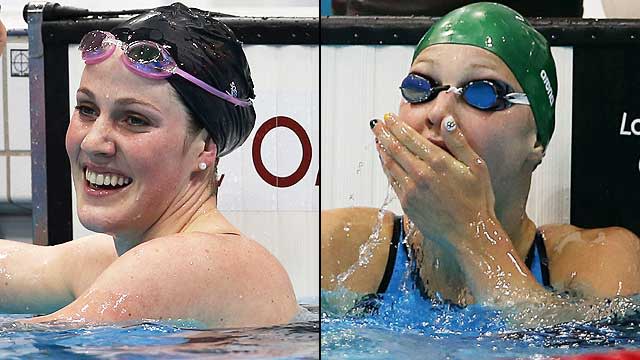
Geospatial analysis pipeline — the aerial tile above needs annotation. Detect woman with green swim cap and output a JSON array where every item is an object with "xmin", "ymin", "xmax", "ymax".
[{"xmin": 322, "ymin": 2, "xmax": 640, "ymax": 324}]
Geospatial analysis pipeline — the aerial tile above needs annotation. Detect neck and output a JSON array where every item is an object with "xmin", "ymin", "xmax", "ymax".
[
  {"xmin": 495, "ymin": 206, "xmax": 537, "ymax": 259},
  {"xmin": 113, "ymin": 179, "xmax": 230, "ymax": 256},
  {"xmin": 493, "ymin": 181, "xmax": 538, "ymax": 259}
]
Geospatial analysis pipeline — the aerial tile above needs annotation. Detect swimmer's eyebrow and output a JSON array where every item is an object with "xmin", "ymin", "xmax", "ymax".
[
  {"xmin": 76, "ymin": 87, "xmax": 95, "ymax": 99},
  {"xmin": 115, "ymin": 98, "xmax": 162, "ymax": 113},
  {"xmin": 76, "ymin": 87, "xmax": 161, "ymax": 113},
  {"xmin": 414, "ymin": 58, "xmax": 499, "ymax": 72},
  {"xmin": 466, "ymin": 62, "xmax": 500, "ymax": 71}
]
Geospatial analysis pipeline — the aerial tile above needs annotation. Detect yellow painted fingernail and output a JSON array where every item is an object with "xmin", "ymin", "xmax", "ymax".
[{"xmin": 384, "ymin": 113, "xmax": 394, "ymax": 122}]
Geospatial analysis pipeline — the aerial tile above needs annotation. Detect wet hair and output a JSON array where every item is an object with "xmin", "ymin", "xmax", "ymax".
[{"xmin": 111, "ymin": 2, "xmax": 256, "ymax": 157}]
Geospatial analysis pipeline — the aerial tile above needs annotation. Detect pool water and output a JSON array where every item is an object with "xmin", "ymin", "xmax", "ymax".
[
  {"xmin": 321, "ymin": 289, "xmax": 640, "ymax": 359},
  {"xmin": 0, "ymin": 304, "xmax": 319, "ymax": 359}
]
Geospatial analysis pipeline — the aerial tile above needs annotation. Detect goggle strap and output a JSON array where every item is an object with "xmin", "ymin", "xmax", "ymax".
[
  {"xmin": 173, "ymin": 68, "xmax": 252, "ymax": 107},
  {"xmin": 80, "ymin": 30, "xmax": 252, "ymax": 108},
  {"xmin": 504, "ymin": 93, "xmax": 530, "ymax": 105}
]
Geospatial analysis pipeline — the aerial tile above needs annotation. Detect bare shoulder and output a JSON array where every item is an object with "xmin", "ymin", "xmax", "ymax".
[
  {"xmin": 140, "ymin": 232, "xmax": 296, "ymax": 303},
  {"xmin": 540, "ymin": 224, "xmax": 640, "ymax": 297},
  {"xmin": 321, "ymin": 207, "xmax": 396, "ymax": 293},
  {"xmin": 35, "ymin": 232, "xmax": 297, "ymax": 328},
  {"xmin": 540, "ymin": 224, "xmax": 640, "ymax": 256},
  {"xmin": 116, "ymin": 232, "xmax": 297, "ymax": 326}
]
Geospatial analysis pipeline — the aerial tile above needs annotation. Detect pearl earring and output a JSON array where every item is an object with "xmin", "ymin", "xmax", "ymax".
[{"xmin": 198, "ymin": 162, "xmax": 207, "ymax": 171}]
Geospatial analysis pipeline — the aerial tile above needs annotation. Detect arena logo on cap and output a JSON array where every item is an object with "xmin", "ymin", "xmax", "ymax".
[{"xmin": 540, "ymin": 70, "xmax": 555, "ymax": 106}]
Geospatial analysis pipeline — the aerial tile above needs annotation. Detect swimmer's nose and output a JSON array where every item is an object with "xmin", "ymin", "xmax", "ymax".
[
  {"xmin": 80, "ymin": 117, "xmax": 116, "ymax": 158},
  {"xmin": 425, "ymin": 89, "xmax": 459, "ymax": 133}
]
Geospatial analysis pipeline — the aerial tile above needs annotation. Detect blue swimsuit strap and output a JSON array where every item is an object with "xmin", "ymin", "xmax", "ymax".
[
  {"xmin": 376, "ymin": 216, "xmax": 404, "ymax": 293},
  {"xmin": 377, "ymin": 216, "xmax": 414, "ymax": 296},
  {"xmin": 524, "ymin": 229, "xmax": 551, "ymax": 288},
  {"xmin": 348, "ymin": 216, "xmax": 406, "ymax": 315},
  {"xmin": 378, "ymin": 220, "xmax": 552, "ymax": 294}
]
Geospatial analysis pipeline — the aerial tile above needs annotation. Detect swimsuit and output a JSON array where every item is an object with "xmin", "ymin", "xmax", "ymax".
[
  {"xmin": 349, "ymin": 216, "xmax": 551, "ymax": 315},
  {"xmin": 378, "ymin": 216, "xmax": 551, "ymax": 295},
  {"xmin": 524, "ymin": 229, "xmax": 551, "ymax": 288},
  {"xmin": 376, "ymin": 216, "xmax": 410, "ymax": 296}
]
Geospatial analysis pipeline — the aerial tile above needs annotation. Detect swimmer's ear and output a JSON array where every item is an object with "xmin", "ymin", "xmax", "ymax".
[
  {"xmin": 196, "ymin": 130, "xmax": 218, "ymax": 170},
  {"xmin": 529, "ymin": 139, "xmax": 545, "ymax": 171}
]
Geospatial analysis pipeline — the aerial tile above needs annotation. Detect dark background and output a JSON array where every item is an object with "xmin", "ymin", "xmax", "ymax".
[{"xmin": 572, "ymin": 47, "xmax": 640, "ymax": 236}]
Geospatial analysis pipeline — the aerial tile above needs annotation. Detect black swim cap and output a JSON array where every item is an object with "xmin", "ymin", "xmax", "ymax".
[{"xmin": 111, "ymin": 2, "xmax": 256, "ymax": 157}]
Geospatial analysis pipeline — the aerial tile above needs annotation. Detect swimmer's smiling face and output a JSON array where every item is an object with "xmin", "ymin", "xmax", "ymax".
[
  {"xmin": 399, "ymin": 44, "xmax": 543, "ymax": 202},
  {"xmin": 66, "ymin": 47, "xmax": 207, "ymax": 237}
]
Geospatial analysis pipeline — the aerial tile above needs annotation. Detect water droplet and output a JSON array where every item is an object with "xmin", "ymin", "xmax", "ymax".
[{"xmin": 485, "ymin": 36, "xmax": 493, "ymax": 47}]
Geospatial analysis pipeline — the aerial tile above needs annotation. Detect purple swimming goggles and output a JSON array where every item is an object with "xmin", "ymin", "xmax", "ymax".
[{"xmin": 79, "ymin": 30, "xmax": 252, "ymax": 107}]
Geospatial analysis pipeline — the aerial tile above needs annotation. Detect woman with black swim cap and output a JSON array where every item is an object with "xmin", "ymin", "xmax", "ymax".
[
  {"xmin": 323, "ymin": 2, "xmax": 640, "ymax": 325},
  {"xmin": 0, "ymin": 3, "xmax": 297, "ymax": 327}
]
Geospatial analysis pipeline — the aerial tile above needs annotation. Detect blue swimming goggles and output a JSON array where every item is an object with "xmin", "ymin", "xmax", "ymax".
[{"xmin": 400, "ymin": 73, "xmax": 530, "ymax": 111}]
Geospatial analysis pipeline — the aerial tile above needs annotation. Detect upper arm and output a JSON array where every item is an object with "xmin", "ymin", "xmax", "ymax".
[
  {"xmin": 0, "ymin": 239, "xmax": 74, "ymax": 314},
  {"xmin": 546, "ymin": 226, "xmax": 640, "ymax": 297},
  {"xmin": 63, "ymin": 234, "xmax": 118, "ymax": 297},
  {"xmin": 0, "ymin": 20, "xmax": 6, "ymax": 54},
  {"xmin": 0, "ymin": 234, "xmax": 116, "ymax": 314},
  {"xmin": 321, "ymin": 207, "xmax": 396, "ymax": 294},
  {"xmin": 30, "ymin": 234, "xmax": 296, "ymax": 328}
]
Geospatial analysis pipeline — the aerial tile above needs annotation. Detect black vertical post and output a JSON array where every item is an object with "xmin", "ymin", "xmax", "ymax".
[{"xmin": 42, "ymin": 39, "xmax": 72, "ymax": 246}]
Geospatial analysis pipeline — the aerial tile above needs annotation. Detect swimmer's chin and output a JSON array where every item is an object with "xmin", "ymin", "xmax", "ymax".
[{"xmin": 74, "ymin": 211, "xmax": 122, "ymax": 236}]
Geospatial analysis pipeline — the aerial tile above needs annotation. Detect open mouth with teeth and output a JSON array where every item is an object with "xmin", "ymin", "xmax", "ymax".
[{"xmin": 85, "ymin": 168, "xmax": 133, "ymax": 190}]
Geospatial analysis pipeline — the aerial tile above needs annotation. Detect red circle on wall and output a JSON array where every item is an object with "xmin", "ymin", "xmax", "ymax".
[{"xmin": 252, "ymin": 116, "xmax": 312, "ymax": 188}]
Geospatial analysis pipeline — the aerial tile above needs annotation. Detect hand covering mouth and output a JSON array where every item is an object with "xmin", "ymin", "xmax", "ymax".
[
  {"xmin": 84, "ymin": 167, "xmax": 133, "ymax": 190},
  {"xmin": 428, "ymin": 138, "xmax": 452, "ymax": 156}
]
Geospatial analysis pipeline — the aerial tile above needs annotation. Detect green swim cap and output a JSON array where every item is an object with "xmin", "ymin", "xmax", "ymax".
[{"xmin": 413, "ymin": 2, "xmax": 557, "ymax": 147}]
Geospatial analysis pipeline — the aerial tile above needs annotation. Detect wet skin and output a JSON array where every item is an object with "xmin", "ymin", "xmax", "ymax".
[
  {"xmin": 0, "ymin": 19, "xmax": 6, "ymax": 55},
  {"xmin": 372, "ymin": 44, "xmax": 544, "ymax": 304},
  {"xmin": 0, "ymin": 47, "xmax": 297, "ymax": 327},
  {"xmin": 322, "ymin": 45, "xmax": 640, "ymax": 318}
]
